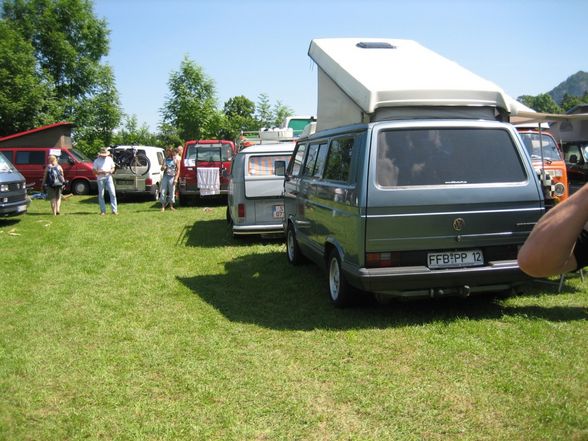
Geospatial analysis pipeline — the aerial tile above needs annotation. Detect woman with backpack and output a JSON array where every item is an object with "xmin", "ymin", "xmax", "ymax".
[{"xmin": 42, "ymin": 155, "xmax": 64, "ymax": 215}]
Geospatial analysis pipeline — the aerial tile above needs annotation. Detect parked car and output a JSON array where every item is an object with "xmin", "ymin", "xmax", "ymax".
[
  {"xmin": 283, "ymin": 38, "xmax": 545, "ymax": 306},
  {"xmin": 0, "ymin": 151, "xmax": 29, "ymax": 217},
  {"xmin": 562, "ymin": 142, "xmax": 588, "ymax": 194},
  {"xmin": 227, "ymin": 142, "xmax": 295, "ymax": 237},
  {"xmin": 111, "ymin": 145, "xmax": 165, "ymax": 200},
  {"xmin": 0, "ymin": 146, "xmax": 97, "ymax": 194},
  {"xmin": 178, "ymin": 140, "xmax": 236, "ymax": 204},
  {"xmin": 516, "ymin": 129, "xmax": 569, "ymax": 204}
]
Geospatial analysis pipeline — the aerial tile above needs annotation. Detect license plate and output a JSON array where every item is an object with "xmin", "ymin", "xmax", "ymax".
[
  {"xmin": 427, "ymin": 250, "xmax": 483, "ymax": 269},
  {"xmin": 272, "ymin": 204, "xmax": 284, "ymax": 219},
  {"xmin": 16, "ymin": 204, "xmax": 27, "ymax": 212}
]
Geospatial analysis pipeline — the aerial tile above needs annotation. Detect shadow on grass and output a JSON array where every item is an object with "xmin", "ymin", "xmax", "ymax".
[
  {"xmin": 178, "ymin": 251, "xmax": 588, "ymax": 331},
  {"xmin": 180, "ymin": 219, "xmax": 284, "ymax": 248},
  {"xmin": 0, "ymin": 218, "xmax": 21, "ymax": 227}
]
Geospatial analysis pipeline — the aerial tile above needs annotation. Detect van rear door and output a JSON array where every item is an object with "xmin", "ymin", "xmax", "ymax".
[
  {"xmin": 365, "ymin": 122, "xmax": 543, "ymax": 267},
  {"xmin": 244, "ymin": 152, "xmax": 292, "ymax": 222}
]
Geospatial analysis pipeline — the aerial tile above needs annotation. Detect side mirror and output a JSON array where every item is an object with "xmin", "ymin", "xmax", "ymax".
[{"xmin": 274, "ymin": 160, "xmax": 286, "ymax": 176}]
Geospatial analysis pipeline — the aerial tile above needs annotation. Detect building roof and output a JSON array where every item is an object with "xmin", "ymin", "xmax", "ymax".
[{"xmin": 0, "ymin": 122, "xmax": 73, "ymax": 143}]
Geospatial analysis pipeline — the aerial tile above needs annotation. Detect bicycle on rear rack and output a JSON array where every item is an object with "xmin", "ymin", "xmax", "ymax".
[{"xmin": 111, "ymin": 146, "xmax": 150, "ymax": 176}]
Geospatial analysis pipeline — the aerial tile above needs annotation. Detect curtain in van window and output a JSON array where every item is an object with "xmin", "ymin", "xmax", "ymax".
[{"xmin": 247, "ymin": 155, "xmax": 291, "ymax": 176}]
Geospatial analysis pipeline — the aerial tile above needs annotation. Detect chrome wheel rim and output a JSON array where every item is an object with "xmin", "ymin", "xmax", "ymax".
[{"xmin": 329, "ymin": 257, "xmax": 340, "ymax": 301}]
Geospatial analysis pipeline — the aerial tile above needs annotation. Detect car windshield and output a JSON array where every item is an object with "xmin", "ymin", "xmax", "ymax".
[
  {"xmin": 519, "ymin": 133, "xmax": 562, "ymax": 161},
  {"xmin": 376, "ymin": 128, "xmax": 527, "ymax": 187},
  {"xmin": 69, "ymin": 148, "xmax": 91, "ymax": 162},
  {"xmin": 0, "ymin": 152, "xmax": 13, "ymax": 172}
]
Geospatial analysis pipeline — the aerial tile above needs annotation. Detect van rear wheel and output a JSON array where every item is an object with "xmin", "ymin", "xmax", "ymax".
[
  {"xmin": 328, "ymin": 250, "xmax": 355, "ymax": 307},
  {"xmin": 286, "ymin": 224, "xmax": 304, "ymax": 265}
]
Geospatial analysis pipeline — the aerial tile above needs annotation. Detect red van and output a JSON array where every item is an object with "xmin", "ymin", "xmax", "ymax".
[
  {"xmin": 178, "ymin": 139, "xmax": 236, "ymax": 203},
  {"xmin": 0, "ymin": 146, "xmax": 97, "ymax": 194}
]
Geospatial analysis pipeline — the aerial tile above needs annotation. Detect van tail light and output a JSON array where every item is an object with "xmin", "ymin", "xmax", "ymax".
[
  {"xmin": 366, "ymin": 252, "xmax": 400, "ymax": 268},
  {"xmin": 238, "ymin": 203, "xmax": 245, "ymax": 219},
  {"xmin": 145, "ymin": 178, "xmax": 153, "ymax": 186}
]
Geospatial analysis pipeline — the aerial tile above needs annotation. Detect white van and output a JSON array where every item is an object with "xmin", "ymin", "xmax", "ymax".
[
  {"xmin": 227, "ymin": 142, "xmax": 295, "ymax": 236},
  {"xmin": 111, "ymin": 145, "xmax": 165, "ymax": 200}
]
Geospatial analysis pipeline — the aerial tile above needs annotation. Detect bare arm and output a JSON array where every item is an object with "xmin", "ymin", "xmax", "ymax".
[{"xmin": 518, "ymin": 184, "xmax": 588, "ymax": 277}]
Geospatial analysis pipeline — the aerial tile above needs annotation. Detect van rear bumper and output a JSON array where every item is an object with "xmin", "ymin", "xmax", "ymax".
[
  {"xmin": 348, "ymin": 260, "xmax": 529, "ymax": 296},
  {"xmin": 233, "ymin": 223, "xmax": 285, "ymax": 236}
]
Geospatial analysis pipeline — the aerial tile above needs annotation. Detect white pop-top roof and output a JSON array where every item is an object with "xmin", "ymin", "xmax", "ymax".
[{"xmin": 308, "ymin": 38, "xmax": 518, "ymax": 124}]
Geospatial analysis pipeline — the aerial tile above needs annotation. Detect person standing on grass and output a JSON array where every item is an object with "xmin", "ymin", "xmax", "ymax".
[
  {"xmin": 92, "ymin": 147, "xmax": 118, "ymax": 216},
  {"xmin": 173, "ymin": 144, "xmax": 183, "ymax": 203},
  {"xmin": 42, "ymin": 155, "xmax": 64, "ymax": 215},
  {"xmin": 160, "ymin": 147, "xmax": 180, "ymax": 212},
  {"xmin": 518, "ymin": 183, "xmax": 588, "ymax": 277}
]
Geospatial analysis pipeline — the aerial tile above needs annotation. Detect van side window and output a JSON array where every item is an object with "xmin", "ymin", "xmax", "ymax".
[
  {"xmin": 376, "ymin": 128, "xmax": 526, "ymax": 187},
  {"xmin": 324, "ymin": 136, "xmax": 354, "ymax": 182},
  {"xmin": 289, "ymin": 144, "xmax": 307, "ymax": 176},
  {"xmin": 15, "ymin": 151, "xmax": 45, "ymax": 165},
  {"xmin": 302, "ymin": 144, "xmax": 320, "ymax": 176},
  {"xmin": 313, "ymin": 144, "xmax": 329, "ymax": 178}
]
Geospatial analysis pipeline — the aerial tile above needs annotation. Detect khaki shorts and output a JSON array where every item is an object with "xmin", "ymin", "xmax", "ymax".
[{"xmin": 46, "ymin": 186, "xmax": 62, "ymax": 200}]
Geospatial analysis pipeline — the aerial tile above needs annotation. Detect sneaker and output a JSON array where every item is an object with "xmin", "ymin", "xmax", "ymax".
[
  {"xmin": 112, "ymin": 212, "xmax": 118, "ymax": 215},
  {"xmin": 100, "ymin": 212, "xmax": 105, "ymax": 216}
]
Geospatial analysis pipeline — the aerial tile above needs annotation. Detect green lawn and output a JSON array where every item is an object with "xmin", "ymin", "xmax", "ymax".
[{"xmin": 1, "ymin": 196, "xmax": 586, "ymax": 440}]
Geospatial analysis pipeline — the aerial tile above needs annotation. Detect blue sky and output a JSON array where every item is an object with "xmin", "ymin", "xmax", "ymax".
[{"xmin": 94, "ymin": 0, "xmax": 588, "ymax": 131}]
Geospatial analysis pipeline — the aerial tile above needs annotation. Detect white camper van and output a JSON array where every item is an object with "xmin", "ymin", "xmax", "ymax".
[
  {"xmin": 227, "ymin": 142, "xmax": 295, "ymax": 237},
  {"xmin": 284, "ymin": 38, "xmax": 545, "ymax": 306}
]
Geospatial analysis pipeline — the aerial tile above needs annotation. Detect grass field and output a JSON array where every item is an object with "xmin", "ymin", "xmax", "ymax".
[{"xmin": 1, "ymin": 196, "xmax": 586, "ymax": 440}]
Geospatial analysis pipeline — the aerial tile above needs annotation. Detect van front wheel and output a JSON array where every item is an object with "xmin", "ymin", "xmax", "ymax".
[
  {"xmin": 286, "ymin": 224, "xmax": 304, "ymax": 265},
  {"xmin": 328, "ymin": 250, "xmax": 355, "ymax": 307},
  {"xmin": 71, "ymin": 179, "xmax": 90, "ymax": 195}
]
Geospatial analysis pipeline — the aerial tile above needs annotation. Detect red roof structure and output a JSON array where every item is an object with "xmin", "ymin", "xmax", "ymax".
[{"xmin": 0, "ymin": 122, "xmax": 73, "ymax": 148}]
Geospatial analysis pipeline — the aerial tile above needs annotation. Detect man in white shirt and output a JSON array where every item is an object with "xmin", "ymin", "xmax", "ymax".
[{"xmin": 92, "ymin": 147, "xmax": 118, "ymax": 215}]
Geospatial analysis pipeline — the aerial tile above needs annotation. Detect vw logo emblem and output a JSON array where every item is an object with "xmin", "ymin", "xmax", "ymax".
[{"xmin": 453, "ymin": 218, "xmax": 465, "ymax": 231}]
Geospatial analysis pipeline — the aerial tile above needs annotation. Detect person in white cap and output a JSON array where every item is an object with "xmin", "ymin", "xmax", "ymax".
[{"xmin": 92, "ymin": 147, "xmax": 118, "ymax": 215}]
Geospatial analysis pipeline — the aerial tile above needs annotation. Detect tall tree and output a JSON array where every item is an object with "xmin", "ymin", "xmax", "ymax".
[
  {"xmin": 1, "ymin": 0, "xmax": 120, "ymax": 148},
  {"xmin": 221, "ymin": 95, "xmax": 257, "ymax": 139},
  {"xmin": 159, "ymin": 56, "xmax": 218, "ymax": 141},
  {"xmin": 255, "ymin": 93, "xmax": 272, "ymax": 128},
  {"xmin": 0, "ymin": 20, "xmax": 57, "ymax": 135},
  {"xmin": 272, "ymin": 100, "xmax": 293, "ymax": 127}
]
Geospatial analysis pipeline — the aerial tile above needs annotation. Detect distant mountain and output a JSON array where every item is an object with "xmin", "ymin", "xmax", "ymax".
[{"xmin": 548, "ymin": 71, "xmax": 588, "ymax": 104}]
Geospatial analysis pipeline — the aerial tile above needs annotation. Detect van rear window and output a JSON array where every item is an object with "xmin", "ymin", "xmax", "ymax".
[
  {"xmin": 376, "ymin": 128, "xmax": 526, "ymax": 187},
  {"xmin": 247, "ymin": 155, "xmax": 291, "ymax": 177},
  {"xmin": 185, "ymin": 144, "xmax": 233, "ymax": 165}
]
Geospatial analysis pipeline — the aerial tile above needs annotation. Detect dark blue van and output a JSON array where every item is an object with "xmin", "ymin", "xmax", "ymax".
[{"xmin": 0, "ymin": 151, "xmax": 29, "ymax": 217}]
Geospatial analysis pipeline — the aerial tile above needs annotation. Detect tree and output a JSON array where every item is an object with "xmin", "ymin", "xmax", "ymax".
[
  {"xmin": 0, "ymin": 20, "xmax": 57, "ymax": 135},
  {"xmin": 255, "ymin": 93, "xmax": 273, "ymax": 128},
  {"xmin": 561, "ymin": 92, "xmax": 588, "ymax": 112},
  {"xmin": 220, "ymin": 95, "xmax": 257, "ymax": 140},
  {"xmin": 517, "ymin": 94, "xmax": 562, "ymax": 114},
  {"xmin": 111, "ymin": 115, "xmax": 159, "ymax": 147},
  {"xmin": 2, "ymin": 0, "xmax": 120, "ymax": 150},
  {"xmin": 159, "ymin": 56, "xmax": 218, "ymax": 142},
  {"xmin": 272, "ymin": 100, "xmax": 293, "ymax": 127}
]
